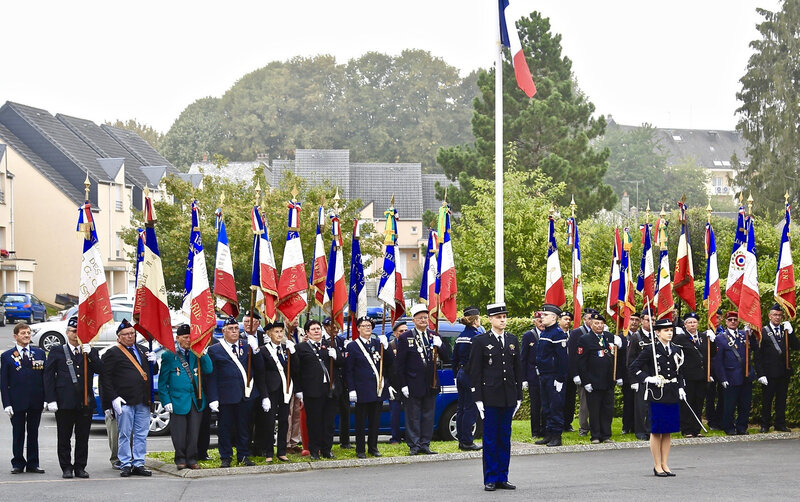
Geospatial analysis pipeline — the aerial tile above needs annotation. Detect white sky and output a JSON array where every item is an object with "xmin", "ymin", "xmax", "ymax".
[{"xmin": 0, "ymin": 0, "xmax": 780, "ymax": 133}]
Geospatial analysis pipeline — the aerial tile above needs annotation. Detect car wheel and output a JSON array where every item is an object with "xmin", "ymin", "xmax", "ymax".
[
  {"xmin": 0, "ymin": 316, "xmax": 4, "ymax": 327},
  {"xmin": 28, "ymin": 312, "xmax": 34, "ymax": 324},
  {"xmin": 437, "ymin": 402, "xmax": 483, "ymax": 441},
  {"xmin": 40, "ymin": 332, "xmax": 65, "ymax": 352},
  {"xmin": 149, "ymin": 400, "xmax": 171, "ymax": 436}
]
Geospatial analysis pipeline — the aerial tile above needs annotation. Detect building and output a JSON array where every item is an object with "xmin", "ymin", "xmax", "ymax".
[{"xmin": 0, "ymin": 101, "xmax": 179, "ymax": 305}]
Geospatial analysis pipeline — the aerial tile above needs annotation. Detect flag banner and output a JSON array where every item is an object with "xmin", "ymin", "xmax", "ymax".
[
  {"xmin": 133, "ymin": 193, "xmax": 175, "ymax": 353},
  {"xmin": 182, "ymin": 201, "xmax": 216, "ymax": 355},
  {"xmin": 76, "ymin": 197, "xmax": 113, "ymax": 344},
  {"xmin": 251, "ymin": 205, "xmax": 279, "ymax": 322},
  {"xmin": 704, "ymin": 221, "xmax": 722, "ymax": 330},
  {"xmin": 310, "ymin": 206, "xmax": 328, "ymax": 308},
  {"xmin": 436, "ymin": 203, "xmax": 458, "ymax": 323},
  {"xmin": 739, "ymin": 215, "xmax": 762, "ymax": 339},
  {"xmin": 545, "ymin": 215, "xmax": 566, "ymax": 307},
  {"xmin": 774, "ymin": 201, "xmax": 796, "ymax": 319},
  {"xmin": 605, "ymin": 229, "xmax": 622, "ymax": 324},
  {"xmin": 725, "ymin": 207, "xmax": 748, "ymax": 307},
  {"xmin": 277, "ymin": 197, "xmax": 308, "ymax": 324},
  {"xmin": 674, "ymin": 200, "xmax": 696, "ymax": 310},
  {"xmin": 377, "ymin": 204, "xmax": 406, "ymax": 323},
  {"xmin": 349, "ymin": 219, "xmax": 367, "ymax": 339},
  {"xmin": 618, "ymin": 228, "xmax": 635, "ymax": 334},
  {"xmin": 567, "ymin": 217, "xmax": 583, "ymax": 329},
  {"xmin": 499, "ymin": 0, "xmax": 536, "ymax": 97},
  {"xmin": 325, "ymin": 211, "xmax": 346, "ymax": 331},
  {"xmin": 654, "ymin": 216, "xmax": 674, "ymax": 321},
  {"xmin": 637, "ymin": 222, "xmax": 656, "ymax": 311},
  {"xmin": 214, "ymin": 207, "xmax": 238, "ymax": 318},
  {"xmin": 420, "ymin": 229, "xmax": 440, "ymax": 330}
]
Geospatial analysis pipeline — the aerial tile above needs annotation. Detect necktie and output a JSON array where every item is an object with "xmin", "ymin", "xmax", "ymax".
[
  {"xmin": 74, "ymin": 347, "xmax": 80, "ymax": 357},
  {"xmin": 497, "ymin": 334, "xmax": 503, "ymax": 348},
  {"xmin": 128, "ymin": 346, "xmax": 140, "ymax": 364},
  {"xmin": 22, "ymin": 348, "xmax": 29, "ymax": 360}
]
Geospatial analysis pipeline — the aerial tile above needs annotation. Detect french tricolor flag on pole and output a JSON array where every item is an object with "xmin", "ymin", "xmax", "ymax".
[
  {"xmin": 499, "ymin": 0, "xmax": 537, "ymax": 98},
  {"xmin": 324, "ymin": 210, "xmax": 346, "ymax": 331},
  {"xmin": 349, "ymin": 219, "xmax": 367, "ymax": 339},
  {"xmin": 277, "ymin": 194, "xmax": 308, "ymax": 324},
  {"xmin": 183, "ymin": 201, "xmax": 216, "ymax": 355},
  {"xmin": 214, "ymin": 206, "xmax": 238, "ymax": 318},
  {"xmin": 774, "ymin": 200, "xmax": 795, "ymax": 319},
  {"xmin": 76, "ymin": 187, "xmax": 113, "ymax": 344},
  {"xmin": 310, "ymin": 206, "xmax": 328, "ymax": 308},
  {"xmin": 544, "ymin": 214, "xmax": 565, "ymax": 307}
]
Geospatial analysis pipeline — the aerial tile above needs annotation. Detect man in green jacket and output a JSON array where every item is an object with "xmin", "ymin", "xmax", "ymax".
[{"xmin": 158, "ymin": 324, "xmax": 213, "ymax": 469}]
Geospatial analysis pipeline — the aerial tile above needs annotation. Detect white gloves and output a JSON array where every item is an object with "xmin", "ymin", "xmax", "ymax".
[
  {"xmin": 616, "ymin": 379, "xmax": 623, "ymax": 387},
  {"xmin": 349, "ymin": 390, "xmax": 357, "ymax": 403},
  {"xmin": 584, "ymin": 383, "xmax": 593, "ymax": 393},
  {"xmin": 401, "ymin": 386, "xmax": 410, "ymax": 398},
  {"xmin": 46, "ymin": 401, "xmax": 58, "ymax": 412},
  {"xmin": 678, "ymin": 388, "xmax": 687, "ymax": 401},
  {"xmin": 328, "ymin": 347, "xmax": 337, "ymax": 359},
  {"xmin": 209, "ymin": 401, "xmax": 219, "ymax": 413},
  {"xmin": 81, "ymin": 344, "xmax": 91, "ymax": 353},
  {"xmin": 285, "ymin": 340, "xmax": 296, "ymax": 354},
  {"xmin": 4, "ymin": 406, "xmax": 13, "ymax": 417},
  {"xmin": 112, "ymin": 396, "xmax": 126, "ymax": 416},
  {"xmin": 706, "ymin": 330, "xmax": 716, "ymax": 343},
  {"xmin": 513, "ymin": 400, "xmax": 522, "ymax": 416},
  {"xmin": 644, "ymin": 376, "xmax": 661, "ymax": 386},
  {"xmin": 43, "ymin": 401, "xmax": 47, "ymax": 410},
  {"xmin": 614, "ymin": 335, "xmax": 622, "ymax": 348},
  {"xmin": 104, "ymin": 409, "xmax": 113, "ymax": 420},
  {"xmin": 573, "ymin": 376, "xmax": 581, "ymax": 386},
  {"xmin": 295, "ymin": 392, "xmax": 304, "ymax": 402},
  {"xmin": 164, "ymin": 403, "xmax": 173, "ymax": 414},
  {"xmin": 476, "ymin": 401, "xmax": 485, "ymax": 419},
  {"xmin": 631, "ymin": 383, "xmax": 640, "ymax": 392},
  {"xmin": 146, "ymin": 351, "xmax": 157, "ymax": 363},
  {"xmin": 247, "ymin": 336, "xmax": 259, "ymax": 352},
  {"xmin": 522, "ymin": 381, "xmax": 529, "ymax": 391},
  {"xmin": 378, "ymin": 335, "xmax": 388, "ymax": 349},
  {"xmin": 388, "ymin": 386, "xmax": 397, "ymax": 400},
  {"xmin": 709, "ymin": 376, "xmax": 715, "ymax": 382},
  {"xmin": 432, "ymin": 335, "xmax": 442, "ymax": 348},
  {"xmin": 262, "ymin": 397, "xmax": 271, "ymax": 412},
  {"xmin": 343, "ymin": 339, "xmax": 351, "ymax": 348},
  {"xmin": 758, "ymin": 376, "xmax": 768, "ymax": 386},
  {"xmin": 554, "ymin": 380, "xmax": 563, "ymax": 393},
  {"xmin": 721, "ymin": 381, "xmax": 729, "ymax": 389},
  {"xmin": 782, "ymin": 321, "xmax": 794, "ymax": 334}
]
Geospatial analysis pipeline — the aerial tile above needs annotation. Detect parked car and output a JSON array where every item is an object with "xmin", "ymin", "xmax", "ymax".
[
  {"xmin": 0, "ymin": 303, "xmax": 5, "ymax": 326},
  {"xmin": 1, "ymin": 292, "xmax": 48, "ymax": 324}
]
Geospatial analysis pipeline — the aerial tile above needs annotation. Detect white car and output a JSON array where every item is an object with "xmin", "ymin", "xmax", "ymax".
[{"xmin": 31, "ymin": 304, "xmax": 153, "ymax": 352}]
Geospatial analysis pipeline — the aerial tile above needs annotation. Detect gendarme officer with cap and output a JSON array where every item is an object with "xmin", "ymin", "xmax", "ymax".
[
  {"xmin": 534, "ymin": 304, "xmax": 569, "ymax": 447},
  {"xmin": 452, "ymin": 305, "xmax": 482, "ymax": 451},
  {"xmin": 672, "ymin": 312, "xmax": 715, "ymax": 437},
  {"xmin": 43, "ymin": 316, "xmax": 101, "ymax": 478},
  {"xmin": 755, "ymin": 304, "xmax": 799, "ymax": 432},
  {"xmin": 469, "ymin": 303, "xmax": 522, "ymax": 491}
]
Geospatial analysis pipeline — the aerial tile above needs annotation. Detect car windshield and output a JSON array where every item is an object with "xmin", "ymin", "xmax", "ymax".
[{"xmin": 1, "ymin": 295, "xmax": 27, "ymax": 303}]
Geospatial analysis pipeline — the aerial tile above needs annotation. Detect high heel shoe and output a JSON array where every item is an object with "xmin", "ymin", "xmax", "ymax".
[
  {"xmin": 664, "ymin": 471, "xmax": 676, "ymax": 477},
  {"xmin": 653, "ymin": 468, "xmax": 669, "ymax": 477}
]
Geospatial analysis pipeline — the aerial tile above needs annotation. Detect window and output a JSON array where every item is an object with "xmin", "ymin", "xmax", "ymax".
[
  {"xmin": 115, "ymin": 184, "xmax": 123, "ymax": 211},
  {"xmin": 115, "ymin": 233, "xmax": 124, "ymax": 259},
  {"xmin": 672, "ymin": 135, "xmax": 682, "ymax": 142},
  {"xmin": 411, "ymin": 225, "xmax": 419, "ymax": 234},
  {"xmin": 713, "ymin": 177, "xmax": 723, "ymax": 187}
]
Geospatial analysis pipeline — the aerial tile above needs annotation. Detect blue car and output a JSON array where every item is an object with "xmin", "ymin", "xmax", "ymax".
[{"xmin": 1, "ymin": 293, "xmax": 47, "ymax": 324}]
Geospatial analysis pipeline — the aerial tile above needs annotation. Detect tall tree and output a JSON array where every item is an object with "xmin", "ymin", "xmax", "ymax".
[
  {"xmin": 735, "ymin": 0, "xmax": 800, "ymax": 218},
  {"xmin": 437, "ymin": 11, "xmax": 615, "ymax": 218},
  {"xmin": 160, "ymin": 97, "xmax": 224, "ymax": 170}
]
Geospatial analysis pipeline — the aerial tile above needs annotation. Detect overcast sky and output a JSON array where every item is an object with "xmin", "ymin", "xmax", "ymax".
[{"xmin": 0, "ymin": 0, "xmax": 781, "ymax": 133}]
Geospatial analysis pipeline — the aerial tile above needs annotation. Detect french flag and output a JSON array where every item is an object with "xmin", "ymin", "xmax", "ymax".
[
  {"xmin": 349, "ymin": 219, "xmax": 367, "ymax": 339},
  {"xmin": 605, "ymin": 229, "xmax": 621, "ymax": 325},
  {"xmin": 774, "ymin": 201, "xmax": 796, "ymax": 319},
  {"xmin": 324, "ymin": 212, "xmax": 346, "ymax": 331},
  {"xmin": 182, "ymin": 201, "xmax": 216, "ymax": 355},
  {"xmin": 704, "ymin": 221, "xmax": 721, "ymax": 331},
  {"xmin": 214, "ymin": 207, "xmax": 238, "ymax": 318},
  {"xmin": 739, "ymin": 216, "xmax": 762, "ymax": 339},
  {"xmin": 436, "ymin": 204, "xmax": 458, "ymax": 323},
  {"xmin": 377, "ymin": 204, "xmax": 406, "ymax": 323},
  {"xmin": 133, "ymin": 193, "xmax": 175, "ymax": 353},
  {"xmin": 567, "ymin": 217, "xmax": 582, "ymax": 329},
  {"xmin": 252, "ymin": 205, "xmax": 279, "ymax": 322},
  {"xmin": 619, "ymin": 228, "xmax": 636, "ymax": 334},
  {"xmin": 654, "ymin": 216, "xmax": 674, "ymax": 321},
  {"xmin": 76, "ymin": 197, "xmax": 113, "ymax": 344},
  {"xmin": 499, "ymin": 0, "xmax": 536, "ymax": 98},
  {"xmin": 544, "ymin": 215, "xmax": 565, "ymax": 307},
  {"xmin": 637, "ymin": 223, "xmax": 655, "ymax": 311},
  {"xmin": 277, "ymin": 198, "xmax": 308, "ymax": 324},
  {"xmin": 310, "ymin": 206, "xmax": 329, "ymax": 308},
  {"xmin": 420, "ymin": 229, "xmax": 439, "ymax": 331},
  {"xmin": 725, "ymin": 207, "xmax": 748, "ymax": 307},
  {"xmin": 673, "ymin": 201, "xmax": 696, "ymax": 310}
]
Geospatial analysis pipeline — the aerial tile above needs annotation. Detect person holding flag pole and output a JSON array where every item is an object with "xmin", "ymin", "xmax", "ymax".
[
  {"xmin": 702, "ymin": 201, "xmax": 723, "ymax": 429},
  {"xmin": 564, "ymin": 197, "xmax": 586, "ymax": 434}
]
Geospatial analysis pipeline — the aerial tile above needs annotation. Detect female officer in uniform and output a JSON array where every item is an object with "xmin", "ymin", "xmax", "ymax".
[{"xmin": 630, "ymin": 318, "xmax": 687, "ymax": 477}]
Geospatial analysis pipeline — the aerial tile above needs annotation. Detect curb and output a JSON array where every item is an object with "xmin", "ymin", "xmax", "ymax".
[{"xmin": 145, "ymin": 431, "xmax": 800, "ymax": 478}]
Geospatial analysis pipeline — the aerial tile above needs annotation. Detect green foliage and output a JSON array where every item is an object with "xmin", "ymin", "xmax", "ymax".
[
  {"xmin": 735, "ymin": 0, "xmax": 800, "ymax": 219},
  {"xmin": 160, "ymin": 50, "xmax": 478, "ymax": 171},
  {"xmin": 124, "ymin": 170, "xmax": 381, "ymax": 310},
  {"xmin": 105, "ymin": 119, "xmax": 163, "ymax": 151},
  {"xmin": 437, "ymin": 11, "xmax": 615, "ymax": 217}
]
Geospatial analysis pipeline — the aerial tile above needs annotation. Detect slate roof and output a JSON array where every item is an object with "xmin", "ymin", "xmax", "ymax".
[
  {"xmin": 350, "ymin": 163, "xmax": 423, "ymax": 219},
  {"xmin": 101, "ymin": 125, "xmax": 178, "ymax": 175},
  {"xmin": 188, "ymin": 161, "xmax": 264, "ymax": 185},
  {"xmin": 294, "ymin": 150, "xmax": 350, "ymax": 197},
  {"xmin": 175, "ymin": 173, "xmax": 203, "ymax": 187},
  {"xmin": 140, "ymin": 166, "xmax": 168, "ymax": 188},
  {"xmin": 421, "ymin": 173, "xmax": 458, "ymax": 214}
]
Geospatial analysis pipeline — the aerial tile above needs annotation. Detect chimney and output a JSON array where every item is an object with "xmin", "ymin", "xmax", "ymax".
[{"xmin": 202, "ymin": 152, "xmax": 208, "ymax": 162}]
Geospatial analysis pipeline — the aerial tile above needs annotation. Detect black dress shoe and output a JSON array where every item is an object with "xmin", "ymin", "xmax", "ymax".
[
  {"xmin": 724, "ymin": 429, "xmax": 737, "ymax": 436},
  {"xmin": 419, "ymin": 446, "xmax": 438, "ymax": 455},
  {"xmin": 496, "ymin": 481, "xmax": 516, "ymax": 490},
  {"xmin": 132, "ymin": 466, "xmax": 152, "ymax": 476},
  {"xmin": 653, "ymin": 468, "xmax": 668, "ymax": 477},
  {"xmin": 484, "ymin": 483, "xmax": 496, "ymax": 491},
  {"xmin": 369, "ymin": 450, "xmax": 382, "ymax": 457},
  {"xmin": 62, "ymin": 469, "xmax": 74, "ymax": 479},
  {"xmin": 310, "ymin": 453, "xmax": 321, "ymax": 460},
  {"xmin": 198, "ymin": 455, "xmax": 211, "ymax": 461},
  {"xmin": 459, "ymin": 442, "xmax": 482, "ymax": 451},
  {"xmin": 187, "ymin": 464, "xmax": 200, "ymax": 470},
  {"xmin": 26, "ymin": 467, "xmax": 45, "ymax": 474},
  {"xmin": 10, "ymin": 467, "xmax": 23, "ymax": 474},
  {"xmin": 408, "ymin": 449, "xmax": 419, "ymax": 456},
  {"xmin": 176, "ymin": 464, "xmax": 187, "ymax": 470},
  {"xmin": 112, "ymin": 461, "xmax": 122, "ymax": 470},
  {"xmin": 737, "ymin": 430, "xmax": 749, "ymax": 435},
  {"xmin": 220, "ymin": 458, "xmax": 232, "ymax": 468},
  {"xmin": 239, "ymin": 457, "xmax": 255, "ymax": 466},
  {"xmin": 120, "ymin": 466, "xmax": 132, "ymax": 477},
  {"xmin": 356, "ymin": 452, "xmax": 366, "ymax": 459},
  {"xmin": 534, "ymin": 436, "xmax": 551, "ymax": 445},
  {"xmin": 74, "ymin": 469, "xmax": 90, "ymax": 478},
  {"xmin": 665, "ymin": 471, "xmax": 676, "ymax": 477},
  {"xmin": 546, "ymin": 436, "xmax": 562, "ymax": 447},
  {"xmin": 775, "ymin": 426, "xmax": 791, "ymax": 432},
  {"xmin": 759, "ymin": 426, "xmax": 769, "ymax": 433},
  {"xmin": 322, "ymin": 452, "xmax": 335, "ymax": 459}
]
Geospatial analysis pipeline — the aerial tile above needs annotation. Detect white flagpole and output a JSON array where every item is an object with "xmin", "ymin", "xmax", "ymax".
[{"xmin": 494, "ymin": 5, "xmax": 504, "ymax": 304}]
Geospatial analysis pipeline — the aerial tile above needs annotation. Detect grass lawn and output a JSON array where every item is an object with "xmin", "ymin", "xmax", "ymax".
[{"xmin": 148, "ymin": 418, "xmax": 757, "ymax": 468}]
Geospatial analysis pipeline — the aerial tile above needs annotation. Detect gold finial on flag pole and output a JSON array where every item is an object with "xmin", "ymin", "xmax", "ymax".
[
  {"xmin": 747, "ymin": 192, "xmax": 754, "ymax": 217},
  {"xmin": 333, "ymin": 187, "xmax": 341, "ymax": 213},
  {"xmin": 785, "ymin": 190, "xmax": 789, "ymax": 205},
  {"xmin": 291, "ymin": 186, "xmax": 299, "ymax": 203},
  {"xmin": 706, "ymin": 199, "xmax": 712, "ymax": 224},
  {"xmin": 255, "ymin": 181, "xmax": 262, "ymax": 205},
  {"xmin": 83, "ymin": 171, "xmax": 90, "ymax": 201},
  {"xmin": 570, "ymin": 195, "xmax": 576, "ymax": 218},
  {"xmin": 645, "ymin": 200, "xmax": 651, "ymax": 225}
]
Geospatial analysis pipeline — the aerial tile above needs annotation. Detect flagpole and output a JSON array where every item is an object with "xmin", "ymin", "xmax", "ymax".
[
  {"xmin": 745, "ymin": 193, "xmax": 753, "ymax": 377},
  {"xmin": 494, "ymin": 3, "xmax": 504, "ymax": 304},
  {"xmin": 82, "ymin": 173, "xmax": 90, "ymax": 407},
  {"xmin": 706, "ymin": 199, "xmax": 713, "ymax": 383},
  {"xmin": 248, "ymin": 183, "xmax": 262, "ymax": 386}
]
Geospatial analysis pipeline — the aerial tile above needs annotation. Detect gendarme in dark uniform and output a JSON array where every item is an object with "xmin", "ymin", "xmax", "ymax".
[
  {"xmin": 755, "ymin": 304, "xmax": 800, "ymax": 432},
  {"xmin": 469, "ymin": 303, "xmax": 522, "ymax": 492},
  {"xmin": 577, "ymin": 312, "xmax": 621, "ymax": 443},
  {"xmin": 451, "ymin": 305, "xmax": 482, "ymax": 450},
  {"xmin": 672, "ymin": 312, "xmax": 715, "ymax": 436},
  {"xmin": 713, "ymin": 311, "xmax": 756, "ymax": 435},
  {"xmin": 534, "ymin": 304, "xmax": 569, "ymax": 447}
]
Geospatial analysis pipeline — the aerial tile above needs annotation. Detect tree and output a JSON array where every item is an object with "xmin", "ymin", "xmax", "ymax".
[
  {"xmin": 105, "ymin": 119, "xmax": 163, "ymax": 151},
  {"xmin": 735, "ymin": 0, "xmax": 800, "ymax": 219},
  {"xmin": 437, "ymin": 11, "xmax": 615, "ymax": 218},
  {"xmin": 160, "ymin": 97, "xmax": 224, "ymax": 170}
]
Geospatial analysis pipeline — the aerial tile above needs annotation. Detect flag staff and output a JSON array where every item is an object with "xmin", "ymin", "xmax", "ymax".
[
  {"xmin": 706, "ymin": 199, "xmax": 713, "ymax": 382},
  {"xmin": 745, "ymin": 193, "xmax": 754, "ymax": 376},
  {"xmin": 82, "ymin": 173, "xmax": 91, "ymax": 407},
  {"xmin": 494, "ymin": 4, "xmax": 504, "ymax": 304},
  {"xmin": 784, "ymin": 191, "xmax": 791, "ymax": 369},
  {"xmin": 248, "ymin": 182, "xmax": 262, "ymax": 387}
]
